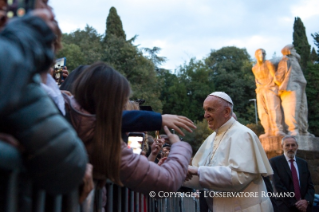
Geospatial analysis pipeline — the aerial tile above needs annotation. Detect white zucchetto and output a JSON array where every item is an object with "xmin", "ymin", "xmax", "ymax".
[{"xmin": 209, "ymin": 91, "xmax": 233, "ymax": 105}]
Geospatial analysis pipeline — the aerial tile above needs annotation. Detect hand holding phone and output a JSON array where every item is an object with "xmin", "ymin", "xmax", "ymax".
[
  {"xmin": 6, "ymin": 0, "xmax": 35, "ymax": 18},
  {"xmin": 127, "ymin": 132, "xmax": 145, "ymax": 155},
  {"xmin": 53, "ymin": 57, "xmax": 66, "ymax": 86}
]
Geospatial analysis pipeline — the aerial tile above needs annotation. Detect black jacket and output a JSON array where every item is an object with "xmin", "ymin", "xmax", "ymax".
[
  {"xmin": 0, "ymin": 15, "xmax": 87, "ymax": 195},
  {"xmin": 270, "ymin": 155, "xmax": 315, "ymax": 212}
]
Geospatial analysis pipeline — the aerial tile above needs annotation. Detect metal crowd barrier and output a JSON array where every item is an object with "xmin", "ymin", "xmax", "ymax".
[
  {"xmin": 105, "ymin": 182, "xmax": 200, "ymax": 212},
  {"xmin": 0, "ymin": 140, "xmax": 81, "ymax": 212},
  {"xmin": 1, "ymin": 140, "xmax": 199, "ymax": 212}
]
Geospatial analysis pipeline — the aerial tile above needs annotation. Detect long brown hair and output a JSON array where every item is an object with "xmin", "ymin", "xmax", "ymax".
[{"xmin": 72, "ymin": 62, "xmax": 130, "ymax": 185}]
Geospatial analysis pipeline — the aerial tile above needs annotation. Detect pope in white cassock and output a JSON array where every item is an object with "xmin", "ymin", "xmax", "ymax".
[{"xmin": 183, "ymin": 92, "xmax": 274, "ymax": 212}]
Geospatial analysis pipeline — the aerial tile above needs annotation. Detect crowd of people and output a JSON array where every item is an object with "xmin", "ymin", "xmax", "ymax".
[{"xmin": 0, "ymin": 0, "xmax": 316, "ymax": 212}]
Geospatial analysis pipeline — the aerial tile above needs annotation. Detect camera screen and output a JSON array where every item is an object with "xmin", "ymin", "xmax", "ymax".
[
  {"xmin": 7, "ymin": 0, "xmax": 35, "ymax": 18},
  {"xmin": 127, "ymin": 136, "xmax": 143, "ymax": 154}
]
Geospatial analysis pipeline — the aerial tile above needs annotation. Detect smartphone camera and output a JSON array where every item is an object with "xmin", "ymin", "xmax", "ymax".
[
  {"xmin": 6, "ymin": 0, "xmax": 35, "ymax": 18},
  {"xmin": 54, "ymin": 57, "xmax": 66, "ymax": 86},
  {"xmin": 127, "ymin": 132, "xmax": 145, "ymax": 155}
]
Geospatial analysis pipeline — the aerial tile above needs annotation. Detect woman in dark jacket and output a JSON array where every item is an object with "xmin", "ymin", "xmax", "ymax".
[{"xmin": 0, "ymin": 10, "xmax": 88, "ymax": 195}]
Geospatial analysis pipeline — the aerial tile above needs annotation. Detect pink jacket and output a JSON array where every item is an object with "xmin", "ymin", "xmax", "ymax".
[{"xmin": 63, "ymin": 93, "xmax": 192, "ymax": 193}]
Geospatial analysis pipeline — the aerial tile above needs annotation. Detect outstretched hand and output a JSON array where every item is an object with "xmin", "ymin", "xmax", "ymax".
[
  {"xmin": 163, "ymin": 126, "xmax": 180, "ymax": 145},
  {"xmin": 162, "ymin": 115, "xmax": 196, "ymax": 136}
]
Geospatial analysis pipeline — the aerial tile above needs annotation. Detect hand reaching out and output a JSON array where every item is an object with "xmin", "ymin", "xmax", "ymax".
[
  {"xmin": 163, "ymin": 126, "xmax": 180, "ymax": 145},
  {"xmin": 148, "ymin": 138, "xmax": 164, "ymax": 162},
  {"xmin": 162, "ymin": 115, "xmax": 196, "ymax": 136}
]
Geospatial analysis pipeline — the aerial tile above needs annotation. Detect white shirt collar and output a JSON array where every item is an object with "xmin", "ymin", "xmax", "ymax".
[{"xmin": 284, "ymin": 153, "xmax": 296, "ymax": 162}]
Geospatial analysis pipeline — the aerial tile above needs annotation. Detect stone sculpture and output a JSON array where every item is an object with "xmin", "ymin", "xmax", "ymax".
[
  {"xmin": 275, "ymin": 44, "xmax": 310, "ymax": 136},
  {"xmin": 252, "ymin": 44, "xmax": 311, "ymax": 137},
  {"xmin": 252, "ymin": 49, "xmax": 285, "ymax": 138}
]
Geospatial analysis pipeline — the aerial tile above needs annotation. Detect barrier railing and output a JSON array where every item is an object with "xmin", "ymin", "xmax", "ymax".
[
  {"xmin": 1, "ymin": 140, "xmax": 199, "ymax": 212},
  {"xmin": 105, "ymin": 182, "xmax": 200, "ymax": 212}
]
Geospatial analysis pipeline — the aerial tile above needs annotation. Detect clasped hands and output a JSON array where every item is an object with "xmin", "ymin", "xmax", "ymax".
[
  {"xmin": 185, "ymin": 166, "xmax": 198, "ymax": 181},
  {"xmin": 295, "ymin": 199, "xmax": 308, "ymax": 212}
]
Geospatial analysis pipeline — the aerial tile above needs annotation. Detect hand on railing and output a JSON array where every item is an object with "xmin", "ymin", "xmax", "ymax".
[{"xmin": 79, "ymin": 163, "xmax": 94, "ymax": 203}]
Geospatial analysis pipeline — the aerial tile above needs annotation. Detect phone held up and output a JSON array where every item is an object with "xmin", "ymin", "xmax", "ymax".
[
  {"xmin": 53, "ymin": 57, "xmax": 66, "ymax": 86},
  {"xmin": 127, "ymin": 132, "xmax": 145, "ymax": 155},
  {"xmin": 6, "ymin": 0, "xmax": 35, "ymax": 18}
]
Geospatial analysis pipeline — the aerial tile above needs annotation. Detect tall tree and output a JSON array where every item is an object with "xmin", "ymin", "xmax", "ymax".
[
  {"xmin": 102, "ymin": 7, "xmax": 162, "ymax": 112},
  {"xmin": 293, "ymin": 17, "xmax": 311, "ymax": 71},
  {"xmin": 311, "ymin": 32, "xmax": 319, "ymax": 58},
  {"xmin": 57, "ymin": 25, "xmax": 104, "ymax": 70},
  {"xmin": 304, "ymin": 34, "xmax": 319, "ymax": 136},
  {"xmin": 159, "ymin": 58, "xmax": 214, "ymax": 121},
  {"xmin": 142, "ymin": 47, "xmax": 167, "ymax": 71},
  {"xmin": 104, "ymin": 7, "xmax": 126, "ymax": 43},
  {"xmin": 205, "ymin": 46, "xmax": 256, "ymax": 124},
  {"xmin": 305, "ymin": 62, "xmax": 319, "ymax": 136},
  {"xmin": 310, "ymin": 47, "xmax": 318, "ymax": 63}
]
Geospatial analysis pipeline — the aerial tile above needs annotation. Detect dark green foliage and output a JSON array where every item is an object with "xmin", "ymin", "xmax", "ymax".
[
  {"xmin": 205, "ymin": 46, "xmax": 256, "ymax": 124},
  {"xmin": 102, "ymin": 35, "xmax": 162, "ymax": 112},
  {"xmin": 182, "ymin": 119, "xmax": 214, "ymax": 156},
  {"xmin": 142, "ymin": 47, "xmax": 167, "ymax": 69},
  {"xmin": 305, "ymin": 62, "xmax": 319, "ymax": 136},
  {"xmin": 310, "ymin": 47, "xmax": 318, "ymax": 63},
  {"xmin": 159, "ymin": 58, "xmax": 214, "ymax": 121},
  {"xmin": 104, "ymin": 7, "xmax": 126, "ymax": 42},
  {"xmin": 56, "ymin": 25, "xmax": 104, "ymax": 71},
  {"xmin": 311, "ymin": 32, "xmax": 319, "ymax": 57},
  {"xmin": 56, "ymin": 7, "xmax": 162, "ymax": 112},
  {"xmin": 293, "ymin": 17, "xmax": 311, "ymax": 71}
]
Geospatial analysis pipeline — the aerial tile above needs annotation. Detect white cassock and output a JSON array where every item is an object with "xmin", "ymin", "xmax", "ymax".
[{"xmin": 184, "ymin": 117, "xmax": 274, "ymax": 212}]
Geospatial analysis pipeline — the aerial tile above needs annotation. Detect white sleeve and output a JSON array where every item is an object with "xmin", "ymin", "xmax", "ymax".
[{"xmin": 198, "ymin": 166, "xmax": 257, "ymax": 191}]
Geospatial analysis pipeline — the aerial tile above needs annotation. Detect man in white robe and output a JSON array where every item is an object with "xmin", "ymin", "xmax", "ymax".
[{"xmin": 184, "ymin": 92, "xmax": 274, "ymax": 212}]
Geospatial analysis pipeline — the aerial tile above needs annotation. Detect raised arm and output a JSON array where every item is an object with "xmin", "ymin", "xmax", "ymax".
[{"xmin": 120, "ymin": 127, "xmax": 192, "ymax": 194}]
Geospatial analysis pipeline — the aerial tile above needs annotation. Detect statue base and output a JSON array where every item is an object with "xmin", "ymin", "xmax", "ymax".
[
  {"xmin": 260, "ymin": 135, "xmax": 319, "ymax": 193},
  {"xmin": 259, "ymin": 135, "xmax": 284, "ymax": 158}
]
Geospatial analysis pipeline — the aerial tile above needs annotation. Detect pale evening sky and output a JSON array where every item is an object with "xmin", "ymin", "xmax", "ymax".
[{"xmin": 50, "ymin": 0, "xmax": 319, "ymax": 71}]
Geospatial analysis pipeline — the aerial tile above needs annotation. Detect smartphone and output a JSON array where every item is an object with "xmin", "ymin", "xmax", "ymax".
[
  {"xmin": 6, "ymin": 0, "xmax": 35, "ymax": 18},
  {"xmin": 127, "ymin": 132, "xmax": 145, "ymax": 155},
  {"xmin": 53, "ymin": 57, "xmax": 66, "ymax": 86}
]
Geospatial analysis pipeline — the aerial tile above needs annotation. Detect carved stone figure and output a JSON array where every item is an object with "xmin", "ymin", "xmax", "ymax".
[
  {"xmin": 275, "ymin": 44, "xmax": 310, "ymax": 136},
  {"xmin": 252, "ymin": 49, "xmax": 285, "ymax": 138}
]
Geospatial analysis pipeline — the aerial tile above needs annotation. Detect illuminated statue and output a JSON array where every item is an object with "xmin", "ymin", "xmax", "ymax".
[
  {"xmin": 252, "ymin": 49, "xmax": 285, "ymax": 138},
  {"xmin": 275, "ymin": 44, "xmax": 310, "ymax": 136}
]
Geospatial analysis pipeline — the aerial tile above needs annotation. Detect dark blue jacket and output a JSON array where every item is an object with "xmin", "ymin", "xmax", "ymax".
[{"xmin": 0, "ymin": 15, "xmax": 88, "ymax": 195}]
